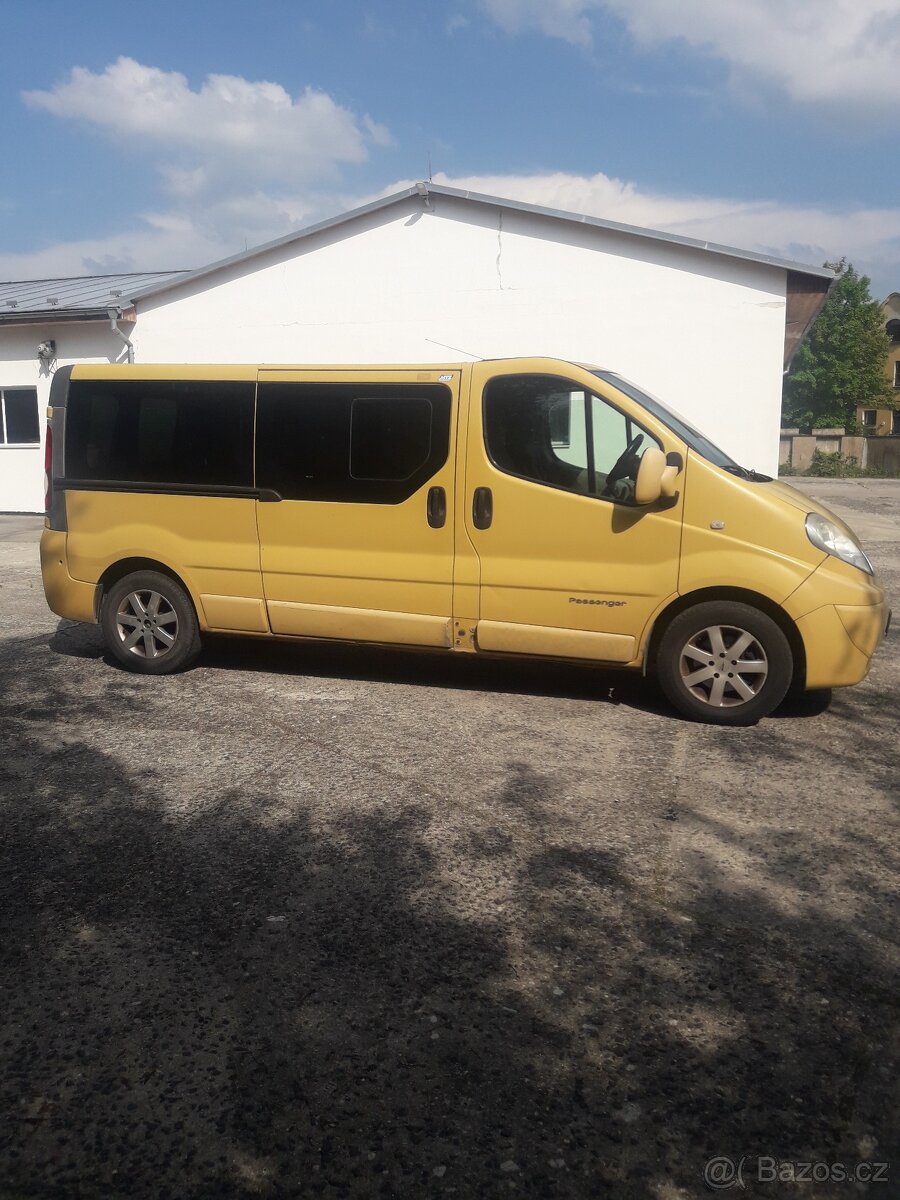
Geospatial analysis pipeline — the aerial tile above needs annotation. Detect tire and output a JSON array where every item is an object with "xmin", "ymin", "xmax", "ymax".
[
  {"xmin": 101, "ymin": 570, "xmax": 201, "ymax": 675},
  {"xmin": 656, "ymin": 601, "xmax": 793, "ymax": 726}
]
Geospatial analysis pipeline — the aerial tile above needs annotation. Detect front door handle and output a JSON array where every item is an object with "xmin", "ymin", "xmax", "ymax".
[
  {"xmin": 427, "ymin": 485, "xmax": 446, "ymax": 529},
  {"xmin": 472, "ymin": 486, "xmax": 493, "ymax": 530}
]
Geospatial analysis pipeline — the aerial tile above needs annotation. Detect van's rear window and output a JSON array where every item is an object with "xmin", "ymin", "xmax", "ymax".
[{"xmin": 66, "ymin": 380, "xmax": 254, "ymax": 488}]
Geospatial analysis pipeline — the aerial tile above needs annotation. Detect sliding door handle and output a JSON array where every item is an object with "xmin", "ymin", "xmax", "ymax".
[
  {"xmin": 426, "ymin": 485, "xmax": 447, "ymax": 529},
  {"xmin": 472, "ymin": 486, "xmax": 493, "ymax": 530}
]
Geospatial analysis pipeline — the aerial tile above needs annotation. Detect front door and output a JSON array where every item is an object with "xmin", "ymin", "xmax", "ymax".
[
  {"xmin": 464, "ymin": 366, "xmax": 683, "ymax": 663},
  {"xmin": 255, "ymin": 369, "xmax": 459, "ymax": 648}
]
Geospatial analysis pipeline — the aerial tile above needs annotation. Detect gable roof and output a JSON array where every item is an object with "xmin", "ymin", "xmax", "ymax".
[
  {"xmin": 125, "ymin": 182, "xmax": 834, "ymax": 306},
  {"xmin": 0, "ymin": 271, "xmax": 187, "ymax": 325}
]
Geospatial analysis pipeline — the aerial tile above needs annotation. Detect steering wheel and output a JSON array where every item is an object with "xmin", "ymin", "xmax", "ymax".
[{"xmin": 602, "ymin": 433, "xmax": 644, "ymax": 495}]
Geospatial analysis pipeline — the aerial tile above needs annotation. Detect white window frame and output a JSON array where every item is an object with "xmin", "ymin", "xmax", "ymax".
[{"xmin": 0, "ymin": 386, "xmax": 40, "ymax": 447}]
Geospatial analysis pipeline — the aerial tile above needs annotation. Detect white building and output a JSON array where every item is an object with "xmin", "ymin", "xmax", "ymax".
[{"xmin": 0, "ymin": 183, "xmax": 831, "ymax": 512}]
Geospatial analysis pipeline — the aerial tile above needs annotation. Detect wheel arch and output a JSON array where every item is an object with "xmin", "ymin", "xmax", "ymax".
[
  {"xmin": 645, "ymin": 587, "xmax": 806, "ymax": 689},
  {"xmin": 95, "ymin": 558, "xmax": 199, "ymax": 623}
]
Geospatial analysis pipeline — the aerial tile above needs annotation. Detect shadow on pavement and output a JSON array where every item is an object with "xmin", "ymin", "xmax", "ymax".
[
  {"xmin": 1, "ymin": 637, "xmax": 897, "ymax": 1198},
  {"xmin": 47, "ymin": 619, "xmax": 838, "ymax": 727}
]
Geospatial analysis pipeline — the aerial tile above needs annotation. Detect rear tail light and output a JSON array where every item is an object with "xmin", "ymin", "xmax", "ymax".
[{"xmin": 44, "ymin": 423, "xmax": 53, "ymax": 512}]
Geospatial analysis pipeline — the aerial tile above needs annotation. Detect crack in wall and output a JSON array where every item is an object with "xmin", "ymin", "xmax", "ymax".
[{"xmin": 496, "ymin": 212, "xmax": 504, "ymax": 290}]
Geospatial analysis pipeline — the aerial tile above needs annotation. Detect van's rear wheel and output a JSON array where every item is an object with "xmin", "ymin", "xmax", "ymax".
[
  {"xmin": 101, "ymin": 570, "xmax": 201, "ymax": 675},
  {"xmin": 656, "ymin": 601, "xmax": 792, "ymax": 725}
]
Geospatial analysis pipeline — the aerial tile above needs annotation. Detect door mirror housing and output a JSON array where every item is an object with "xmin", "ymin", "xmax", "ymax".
[{"xmin": 634, "ymin": 447, "xmax": 681, "ymax": 505}]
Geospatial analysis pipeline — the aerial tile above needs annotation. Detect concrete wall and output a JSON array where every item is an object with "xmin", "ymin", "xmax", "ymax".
[
  {"xmin": 867, "ymin": 436, "xmax": 900, "ymax": 474},
  {"xmin": 0, "ymin": 323, "xmax": 126, "ymax": 511},
  {"xmin": 132, "ymin": 194, "xmax": 788, "ymax": 475},
  {"xmin": 778, "ymin": 430, "xmax": 900, "ymax": 474}
]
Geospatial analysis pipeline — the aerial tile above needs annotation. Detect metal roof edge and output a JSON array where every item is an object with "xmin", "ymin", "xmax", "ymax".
[
  {"xmin": 0, "ymin": 271, "xmax": 181, "ymax": 287},
  {"xmin": 128, "ymin": 187, "xmax": 422, "ymax": 304},
  {"xmin": 126, "ymin": 181, "xmax": 833, "ymax": 307},
  {"xmin": 424, "ymin": 183, "xmax": 835, "ymax": 280}
]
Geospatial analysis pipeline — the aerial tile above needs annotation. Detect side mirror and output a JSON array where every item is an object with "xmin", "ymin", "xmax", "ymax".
[{"xmin": 634, "ymin": 448, "xmax": 681, "ymax": 505}]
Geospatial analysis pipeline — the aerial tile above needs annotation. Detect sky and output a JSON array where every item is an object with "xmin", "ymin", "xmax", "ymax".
[{"xmin": 2, "ymin": 0, "xmax": 899, "ymax": 297}]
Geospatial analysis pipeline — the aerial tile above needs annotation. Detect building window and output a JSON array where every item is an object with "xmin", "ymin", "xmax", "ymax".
[
  {"xmin": 0, "ymin": 387, "xmax": 40, "ymax": 445},
  {"xmin": 894, "ymin": 361, "xmax": 900, "ymax": 388},
  {"xmin": 861, "ymin": 409, "xmax": 877, "ymax": 428},
  {"xmin": 892, "ymin": 410, "xmax": 900, "ymax": 436}
]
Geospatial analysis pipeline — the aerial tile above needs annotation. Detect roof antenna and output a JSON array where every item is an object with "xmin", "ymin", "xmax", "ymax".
[
  {"xmin": 424, "ymin": 337, "xmax": 483, "ymax": 360},
  {"xmin": 427, "ymin": 152, "xmax": 433, "ymax": 182}
]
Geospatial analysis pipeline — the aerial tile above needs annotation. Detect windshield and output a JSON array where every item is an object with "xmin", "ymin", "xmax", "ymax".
[{"xmin": 592, "ymin": 370, "xmax": 754, "ymax": 475}]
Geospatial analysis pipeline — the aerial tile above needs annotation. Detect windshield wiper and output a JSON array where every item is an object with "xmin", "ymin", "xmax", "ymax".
[{"xmin": 723, "ymin": 465, "xmax": 772, "ymax": 483}]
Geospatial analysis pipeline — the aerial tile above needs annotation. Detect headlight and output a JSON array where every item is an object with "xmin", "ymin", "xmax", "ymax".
[{"xmin": 805, "ymin": 512, "xmax": 873, "ymax": 575}]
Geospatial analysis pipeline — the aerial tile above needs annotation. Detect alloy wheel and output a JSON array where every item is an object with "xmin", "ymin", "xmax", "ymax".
[
  {"xmin": 678, "ymin": 624, "xmax": 769, "ymax": 708},
  {"xmin": 115, "ymin": 589, "xmax": 179, "ymax": 659}
]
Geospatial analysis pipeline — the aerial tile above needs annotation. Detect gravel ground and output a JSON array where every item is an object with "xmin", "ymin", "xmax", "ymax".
[{"xmin": 0, "ymin": 482, "xmax": 897, "ymax": 1199}]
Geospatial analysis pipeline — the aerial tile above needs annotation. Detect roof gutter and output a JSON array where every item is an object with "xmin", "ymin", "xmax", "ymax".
[{"xmin": 0, "ymin": 309, "xmax": 119, "ymax": 326}]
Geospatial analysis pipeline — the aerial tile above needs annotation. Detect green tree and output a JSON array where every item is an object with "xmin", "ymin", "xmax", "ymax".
[{"xmin": 782, "ymin": 259, "xmax": 892, "ymax": 432}]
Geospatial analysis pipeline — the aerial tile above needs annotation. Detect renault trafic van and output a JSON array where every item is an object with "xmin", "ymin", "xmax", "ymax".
[{"xmin": 40, "ymin": 359, "xmax": 890, "ymax": 725}]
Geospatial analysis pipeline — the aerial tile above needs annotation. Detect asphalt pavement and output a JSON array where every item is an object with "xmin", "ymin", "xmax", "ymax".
[{"xmin": 0, "ymin": 481, "xmax": 897, "ymax": 1199}]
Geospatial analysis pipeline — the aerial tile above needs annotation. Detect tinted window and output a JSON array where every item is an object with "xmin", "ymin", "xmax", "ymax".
[
  {"xmin": 484, "ymin": 374, "xmax": 660, "ymax": 504},
  {"xmin": 257, "ymin": 382, "xmax": 451, "ymax": 503},
  {"xmin": 1, "ymin": 388, "xmax": 39, "ymax": 444},
  {"xmin": 66, "ymin": 380, "xmax": 254, "ymax": 488},
  {"xmin": 351, "ymin": 396, "xmax": 432, "ymax": 481}
]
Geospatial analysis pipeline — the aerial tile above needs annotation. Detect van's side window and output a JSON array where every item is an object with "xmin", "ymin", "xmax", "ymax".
[
  {"xmin": 66, "ymin": 380, "xmax": 254, "ymax": 488},
  {"xmin": 484, "ymin": 374, "xmax": 660, "ymax": 503},
  {"xmin": 350, "ymin": 396, "xmax": 432, "ymax": 481},
  {"xmin": 256, "ymin": 383, "xmax": 451, "ymax": 503}
]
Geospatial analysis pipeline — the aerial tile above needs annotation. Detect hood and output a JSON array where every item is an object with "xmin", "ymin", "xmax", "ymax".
[{"xmin": 762, "ymin": 480, "xmax": 862, "ymax": 541}]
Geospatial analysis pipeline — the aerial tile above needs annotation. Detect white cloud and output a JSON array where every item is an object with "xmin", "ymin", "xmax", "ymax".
[
  {"xmin": 481, "ymin": 0, "xmax": 594, "ymax": 45},
  {"xmin": 362, "ymin": 115, "xmax": 394, "ymax": 148},
  {"xmin": 480, "ymin": 0, "xmax": 900, "ymax": 113},
  {"xmin": 0, "ymin": 192, "xmax": 323, "ymax": 278},
  {"xmin": 0, "ymin": 220, "xmax": 226, "ymax": 280},
  {"xmin": 23, "ymin": 57, "xmax": 388, "ymax": 185},
  {"xmin": 9, "ymin": 58, "xmax": 394, "ymax": 280}
]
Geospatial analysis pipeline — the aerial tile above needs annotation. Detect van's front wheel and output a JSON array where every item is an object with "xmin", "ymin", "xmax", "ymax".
[
  {"xmin": 656, "ymin": 601, "xmax": 793, "ymax": 725},
  {"xmin": 101, "ymin": 570, "xmax": 201, "ymax": 674}
]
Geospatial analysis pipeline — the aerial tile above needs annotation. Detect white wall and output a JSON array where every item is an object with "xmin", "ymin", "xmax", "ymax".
[
  {"xmin": 132, "ymin": 194, "xmax": 788, "ymax": 473},
  {"xmin": 0, "ymin": 324, "xmax": 126, "ymax": 511},
  {"xmin": 0, "ymin": 195, "xmax": 790, "ymax": 512}
]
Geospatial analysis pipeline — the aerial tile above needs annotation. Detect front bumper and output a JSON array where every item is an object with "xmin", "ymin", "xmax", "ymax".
[
  {"xmin": 784, "ymin": 556, "xmax": 889, "ymax": 689},
  {"xmin": 796, "ymin": 600, "xmax": 890, "ymax": 689}
]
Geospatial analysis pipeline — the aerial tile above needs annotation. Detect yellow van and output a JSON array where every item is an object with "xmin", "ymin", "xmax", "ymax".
[{"xmin": 40, "ymin": 359, "xmax": 889, "ymax": 725}]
